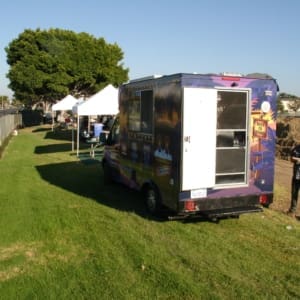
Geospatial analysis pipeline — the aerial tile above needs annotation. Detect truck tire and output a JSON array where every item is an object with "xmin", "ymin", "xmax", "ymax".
[{"xmin": 145, "ymin": 185, "xmax": 161, "ymax": 215}]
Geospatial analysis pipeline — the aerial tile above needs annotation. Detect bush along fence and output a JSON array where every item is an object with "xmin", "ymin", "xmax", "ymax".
[
  {"xmin": 276, "ymin": 117, "xmax": 300, "ymax": 160},
  {"xmin": 0, "ymin": 109, "xmax": 22, "ymax": 148}
]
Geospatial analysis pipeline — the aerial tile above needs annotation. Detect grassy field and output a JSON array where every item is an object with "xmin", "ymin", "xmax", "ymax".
[{"xmin": 0, "ymin": 125, "xmax": 299, "ymax": 299}]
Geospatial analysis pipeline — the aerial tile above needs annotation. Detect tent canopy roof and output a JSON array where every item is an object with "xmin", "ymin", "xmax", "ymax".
[
  {"xmin": 52, "ymin": 95, "xmax": 78, "ymax": 111},
  {"xmin": 73, "ymin": 84, "xmax": 119, "ymax": 116}
]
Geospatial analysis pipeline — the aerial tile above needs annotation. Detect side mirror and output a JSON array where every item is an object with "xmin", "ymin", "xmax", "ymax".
[{"xmin": 99, "ymin": 131, "xmax": 108, "ymax": 144}]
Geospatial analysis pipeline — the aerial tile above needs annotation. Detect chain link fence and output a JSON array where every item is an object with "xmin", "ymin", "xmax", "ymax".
[{"xmin": 0, "ymin": 109, "xmax": 22, "ymax": 147}]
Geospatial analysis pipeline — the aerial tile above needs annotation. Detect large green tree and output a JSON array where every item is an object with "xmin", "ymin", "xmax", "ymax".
[
  {"xmin": 5, "ymin": 28, "xmax": 129, "ymax": 109},
  {"xmin": 0, "ymin": 95, "xmax": 10, "ymax": 109}
]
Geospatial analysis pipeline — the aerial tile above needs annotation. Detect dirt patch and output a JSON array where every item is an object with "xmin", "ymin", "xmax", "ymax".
[
  {"xmin": 0, "ymin": 242, "xmax": 40, "ymax": 281},
  {"xmin": 0, "ymin": 241, "xmax": 91, "ymax": 282},
  {"xmin": 0, "ymin": 242, "xmax": 40, "ymax": 261}
]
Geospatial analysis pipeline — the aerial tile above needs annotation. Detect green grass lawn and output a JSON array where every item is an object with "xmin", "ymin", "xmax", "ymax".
[{"xmin": 0, "ymin": 125, "xmax": 299, "ymax": 299}]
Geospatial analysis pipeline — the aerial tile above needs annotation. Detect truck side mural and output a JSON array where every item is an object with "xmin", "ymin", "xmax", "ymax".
[{"xmin": 102, "ymin": 73, "xmax": 278, "ymax": 219}]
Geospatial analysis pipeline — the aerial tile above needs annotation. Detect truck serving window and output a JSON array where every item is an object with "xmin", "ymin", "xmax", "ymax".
[
  {"xmin": 128, "ymin": 99, "xmax": 140, "ymax": 131},
  {"xmin": 140, "ymin": 90, "xmax": 153, "ymax": 134},
  {"xmin": 128, "ymin": 90, "xmax": 153, "ymax": 134}
]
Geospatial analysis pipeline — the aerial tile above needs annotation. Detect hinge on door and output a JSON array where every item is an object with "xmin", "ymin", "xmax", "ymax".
[{"xmin": 184, "ymin": 136, "xmax": 191, "ymax": 143}]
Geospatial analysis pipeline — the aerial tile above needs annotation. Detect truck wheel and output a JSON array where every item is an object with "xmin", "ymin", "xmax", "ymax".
[
  {"xmin": 103, "ymin": 162, "xmax": 112, "ymax": 184},
  {"xmin": 145, "ymin": 186, "xmax": 161, "ymax": 215}
]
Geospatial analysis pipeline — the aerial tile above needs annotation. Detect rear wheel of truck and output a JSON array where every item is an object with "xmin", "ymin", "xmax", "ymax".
[{"xmin": 145, "ymin": 185, "xmax": 161, "ymax": 215}]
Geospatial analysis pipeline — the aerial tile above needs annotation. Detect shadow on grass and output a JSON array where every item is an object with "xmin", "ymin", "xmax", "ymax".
[
  {"xmin": 35, "ymin": 161, "xmax": 157, "ymax": 220},
  {"xmin": 44, "ymin": 130, "xmax": 92, "ymax": 151},
  {"xmin": 75, "ymin": 151, "xmax": 103, "ymax": 164},
  {"xmin": 35, "ymin": 143, "xmax": 73, "ymax": 154},
  {"xmin": 32, "ymin": 127, "xmax": 52, "ymax": 133},
  {"xmin": 44, "ymin": 129, "xmax": 74, "ymax": 142}
]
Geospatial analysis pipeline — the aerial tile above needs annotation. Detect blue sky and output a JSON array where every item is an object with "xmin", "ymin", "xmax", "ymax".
[{"xmin": 1, "ymin": 0, "xmax": 299, "ymax": 98}]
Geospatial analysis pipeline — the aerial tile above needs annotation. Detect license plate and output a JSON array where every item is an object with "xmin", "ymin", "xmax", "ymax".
[{"xmin": 191, "ymin": 188, "xmax": 207, "ymax": 199}]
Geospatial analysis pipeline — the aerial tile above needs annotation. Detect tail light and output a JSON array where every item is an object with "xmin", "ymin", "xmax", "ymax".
[
  {"xmin": 259, "ymin": 194, "xmax": 268, "ymax": 205},
  {"xmin": 185, "ymin": 200, "xmax": 195, "ymax": 211}
]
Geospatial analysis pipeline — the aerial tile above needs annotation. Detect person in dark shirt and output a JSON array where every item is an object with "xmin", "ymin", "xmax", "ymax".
[{"xmin": 287, "ymin": 144, "xmax": 300, "ymax": 217}]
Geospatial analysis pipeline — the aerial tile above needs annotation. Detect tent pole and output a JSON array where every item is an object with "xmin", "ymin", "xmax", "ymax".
[
  {"xmin": 52, "ymin": 111, "xmax": 54, "ymax": 131},
  {"xmin": 72, "ymin": 127, "xmax": 74, "ymax": 151},
  {"xmin": 77, "ymin": 115, "xmax": 80, "ymax": 156}
]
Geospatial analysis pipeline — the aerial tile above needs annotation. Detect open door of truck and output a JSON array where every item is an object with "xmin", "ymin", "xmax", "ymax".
[{"xmin": 182, "ymin": 88, "xmax": 217, "ymax": 191}]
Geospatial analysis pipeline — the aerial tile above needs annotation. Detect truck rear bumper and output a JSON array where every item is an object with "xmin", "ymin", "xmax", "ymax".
[
  {"xmin": 169, "ymin": 205, "xmax": 262, "ymax": 221},
  {"xmin": 176, "ymin": 194, "xmax": 272, "ymax": 219},
  {"xmin": 199, "ymin": 205, "xmax": 263, "ymax": 218}
]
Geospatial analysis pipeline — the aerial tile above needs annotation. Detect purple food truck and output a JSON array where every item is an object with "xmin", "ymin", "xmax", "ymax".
[{"xmin": 102, "ymin": 73, "xmax": 279, "ymax": 220}]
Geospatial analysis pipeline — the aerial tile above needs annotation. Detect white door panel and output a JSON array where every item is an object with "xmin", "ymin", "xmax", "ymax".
[{"xmin": 182, "ymin": 88, "xmax": 217, "ymax": 190}]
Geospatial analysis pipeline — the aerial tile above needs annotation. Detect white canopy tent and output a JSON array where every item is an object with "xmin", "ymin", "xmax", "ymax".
[
  {"xmin": 51, "ymin": 94, "xmax": 81, "ymax": 150},
  {"xmin": 52, "ymin": 94, "xmax": 78, "ymax": 111},
  {"xmin": 73, "ymin": 84, "xmax": 119, "ymax": 156},
  {"xmin": 73, "ymin": 84, "xmax": 118, "ymax": 115},
  {"xmin": 51, "ymin": 94, "xmax": 78, "ymax": 129}
]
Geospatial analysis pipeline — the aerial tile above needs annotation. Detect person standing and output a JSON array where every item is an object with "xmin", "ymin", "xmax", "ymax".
[{"xmin": 287, "ymin": 144, "xmax": 300, "ymax": 217}]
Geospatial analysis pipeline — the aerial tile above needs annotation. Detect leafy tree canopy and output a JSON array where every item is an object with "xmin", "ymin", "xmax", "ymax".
[
  {"xmin": 5, "ymin": 28, "xmax": 129, "ymax": 107},
  {"xmin": 278, "ymin": 92, "xmax": 298, "ymax": 99},
  {"xmin": 277, "ymin": 98, "xmax": 284, "ymax": 113}
]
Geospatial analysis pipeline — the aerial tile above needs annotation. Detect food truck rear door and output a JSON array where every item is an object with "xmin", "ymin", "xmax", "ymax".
[{"xmin": 182, "ymin": 88, "xmax": 217, "ymax": 191}]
